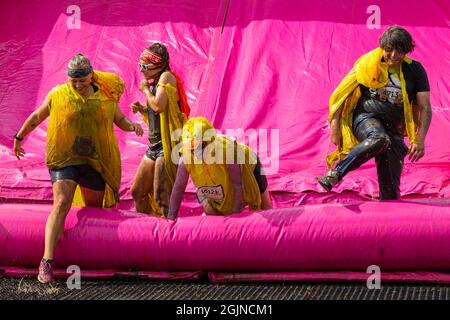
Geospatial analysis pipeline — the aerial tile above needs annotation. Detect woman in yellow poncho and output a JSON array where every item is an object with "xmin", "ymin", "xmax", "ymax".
[
  {"xmin": 129, "ymin": 43, "xmax": 189, "ymax": 217},
  {"xmin": 318, "ymin": 26, "xmax": 432, "ymax": 200},
  {"xmin": 13, "ymin": 54, "xmax": 143, "ymax": 283},
  {"xmin": 167, "ymin": 117, "xmax": 272, "ymax": 220}
]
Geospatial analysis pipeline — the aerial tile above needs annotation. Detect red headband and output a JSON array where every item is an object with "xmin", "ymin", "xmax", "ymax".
[{"xmin": 140, "ymin": 49, "xmax": 163, "ymax": 65}]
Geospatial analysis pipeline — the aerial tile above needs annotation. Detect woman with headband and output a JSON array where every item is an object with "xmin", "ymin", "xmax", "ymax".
[
  {"xmin": 13, "ymin": 53, "xmax": 143, "ymax": 283},
  {"xmin": 130, "ymin": 43, "xmax": 190, "ymax": 216}
]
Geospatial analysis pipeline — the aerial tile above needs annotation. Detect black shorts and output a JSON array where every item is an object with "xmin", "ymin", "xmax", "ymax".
[
  {"xmin": 145, "ymin": 142, "xmax": 164, "ymax": 161},
  {"xmin": 253, "ymin": 157, "xmax": 268, "ymax": 193},
  {"xmin": 49, "ymin": 164, "xmax": 105, "ymax": 191}
]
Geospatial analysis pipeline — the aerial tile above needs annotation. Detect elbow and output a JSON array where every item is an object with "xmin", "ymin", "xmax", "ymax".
[
  {"xmin": 30, "ymin": 112, "xmax": 41, "ymax": 127},
  {"xmin": 154, "ymin": 105, "xmax": 166, "ymax": 114},
  {"xmin": 148, "ymin": 103, "xmax": 163, "ymax": 114},
  {"xmin": 150, "ymin": 99, "xmax": 166, "ymax": 114}
]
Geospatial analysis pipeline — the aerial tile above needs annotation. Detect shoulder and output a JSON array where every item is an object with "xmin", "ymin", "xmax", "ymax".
[
  {"xmin": 94, "ymin": 70, "xmax": 125, "ymax": 87},
  {"xmin": 48, "ymin": 83, "xmax": 66, "ymax": 97},
  {"xmin": 159, "ymin": 71, "xmax": 177, "ymax": 87},
  {"xmin": 93, "ymin": 70, "xmax": 125, "ymax": 100},
  {"xmin": 404, "ymin": 59, "xmax": 427, "ymax": 75}
]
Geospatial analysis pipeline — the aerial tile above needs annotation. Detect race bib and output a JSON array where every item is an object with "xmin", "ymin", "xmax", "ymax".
[{"xmin": 196, "ymin": 185, "xmax": 224, "ymax": 203}]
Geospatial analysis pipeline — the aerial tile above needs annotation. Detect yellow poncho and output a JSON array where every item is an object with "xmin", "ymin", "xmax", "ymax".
[
  {"xmin": 182, "ymin": 117, "xmax": 261, "ymax": 215},
  {"xmin": 140, "ymin": 82, "xmax": 187, "ymax": 214},
  {"xmin": 46, "ymin": 71, "xmax": 125, "ymax": 207},
  {"xmin": 326, "ymin": 47, "xmax": 416, "ymax": 168}
]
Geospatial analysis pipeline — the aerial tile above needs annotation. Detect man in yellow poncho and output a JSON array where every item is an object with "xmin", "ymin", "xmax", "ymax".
[
  {"xmin": 167, "ymin": 117, "xmax": 272, "ymax": 220},
  {"xmin": 13, "ymin": 54, "xmax": 143, "ymax": 283},
  {"xmin": 318, "ymin": 26, "xmax": 432, "ymax": 200}
]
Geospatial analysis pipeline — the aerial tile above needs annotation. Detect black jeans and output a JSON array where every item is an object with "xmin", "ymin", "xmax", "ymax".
[{"xmin": 333, "ymin": 112, "xmax": 408, "ymax": 200}]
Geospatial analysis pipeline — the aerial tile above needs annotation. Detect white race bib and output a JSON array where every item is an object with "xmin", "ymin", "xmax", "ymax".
[{"xmin": 196, "ymin": 185, "xmax": 225, "ymax": 203}]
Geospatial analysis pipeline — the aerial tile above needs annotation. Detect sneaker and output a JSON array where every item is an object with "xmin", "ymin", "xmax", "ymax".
[
  {"xmin": 317, "ymin": 169, "xmax": 340, "ymax": 192},
  {"xmin": 37, "ymin": 259, "xmax": 54, "ymax": 284}
]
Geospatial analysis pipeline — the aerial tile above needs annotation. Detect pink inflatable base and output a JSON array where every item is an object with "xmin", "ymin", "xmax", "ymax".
[
  {"xmin": 1, "ymin": 0, "xmax": 449, "ymax": 203},
  {"xmin": 0, "ymin": 266, "xmax": 201, "ymax": 281},
  {"xmin": 1, "ymin": 200, "xmax": 450, "ymax": 283}
]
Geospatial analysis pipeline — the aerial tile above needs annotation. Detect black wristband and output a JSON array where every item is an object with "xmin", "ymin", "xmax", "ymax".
[{"xmin": 13, "ymin": 132, "xmax": 23, "ymax": 141}]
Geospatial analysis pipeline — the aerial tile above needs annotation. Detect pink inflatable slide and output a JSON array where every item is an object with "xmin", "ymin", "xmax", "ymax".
[{"xmin": 0, "ymin": 0, "xmax": 449, "ymax": 282}]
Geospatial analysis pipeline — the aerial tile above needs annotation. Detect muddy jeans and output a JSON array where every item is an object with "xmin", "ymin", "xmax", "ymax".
[{"xmin": 333, "ymin": 109, "xmax": 409, "ymax": 200}]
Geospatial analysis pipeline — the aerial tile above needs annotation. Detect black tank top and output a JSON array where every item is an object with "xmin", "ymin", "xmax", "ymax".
[{"xmin": 147, "ymin": 86, "xmax": 162, "ymax": 147}]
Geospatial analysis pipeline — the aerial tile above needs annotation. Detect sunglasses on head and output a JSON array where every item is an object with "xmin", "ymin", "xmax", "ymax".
[{"xmin": 138, "ymin": 62, "xmax": 161, "ymax": 71}]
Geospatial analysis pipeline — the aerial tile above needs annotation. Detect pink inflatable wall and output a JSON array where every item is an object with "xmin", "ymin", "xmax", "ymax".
[
  {"xmin": 2, "ymin": 199, "xmax": 450, "ymax": 283},
  {"xmin": 1, "ymin": 0, "xmax": 448, "ymax": 203}
]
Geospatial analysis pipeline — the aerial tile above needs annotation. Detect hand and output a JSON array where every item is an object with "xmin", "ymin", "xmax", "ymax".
[
  {"xmin": 13, "ymin": 140, "xmax": 25, "ymax": 159},
  {"xmin": 330, "ymin": 126, "xmax": 342, "ymax": 148},
  {"xmin": 139, "ymin": 80, "xmax": 150, "ymax": 93},
  {"xmin": 166, "ymin": 210, "xmax": 177, "ymax": 221},
  {"xmin": 131, "ymin": 101, "xmax": 145, "ymax": 113},
  {"xmin": 408, "ymin": 140, "xmax": 425, "ymax": 162},
  {"xmin": 131, "ymin": 122, "xmax": 144, "ymax": 136}
]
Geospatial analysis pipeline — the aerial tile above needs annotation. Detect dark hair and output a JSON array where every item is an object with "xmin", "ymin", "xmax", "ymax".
[
  {"xmin": 379, "ymin": 25, "xmax": 415, "ymax": 53},
  {"xmin": 148, "ymin": 43, "xmax": 171, "ymax": 71}
]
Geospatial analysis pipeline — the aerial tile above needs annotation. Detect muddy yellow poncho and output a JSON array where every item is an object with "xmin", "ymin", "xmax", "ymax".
[
  {"xmin": 46, "ymin": 71, "xmax": 124, "ymax": 207},
  {"xmin": 326, "ymin": 47, "xmax": 417, "ymax": 168},
  {"xmin": 182, "ymin": 117, "xmax": 261, "ymax": 215}
]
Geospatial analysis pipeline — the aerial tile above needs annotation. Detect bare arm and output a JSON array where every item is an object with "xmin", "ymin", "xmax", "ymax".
[
  {"xmin": 408, "ymin": 91, "xmax": 432, "ymax": 162},
  {"xmin": 13, "ymin": 95, "xmax": 51, "ymax": 159},
  {"xmin": 167, "ymin": 157, "xmax": 190, "ymax": 220},
  {"xmin": 113, "ymin": 105, "xmax": 144, "ymax": 136},
  {"xmin": 140, "ymin": 72, "xmax": 177, "ymax": 114}
]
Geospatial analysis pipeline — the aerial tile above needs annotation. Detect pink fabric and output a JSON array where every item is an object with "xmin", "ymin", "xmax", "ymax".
[
  {"xmin": 1, "ymin": 200, "xmax": 450, "ymax": 272},
  {"xmin": 1, "ymin": 266, "xmax": 200, "ymax": 280},
  {"xmin": 0, "ymin": 0, "xmax": 448, "ymax": 204}
]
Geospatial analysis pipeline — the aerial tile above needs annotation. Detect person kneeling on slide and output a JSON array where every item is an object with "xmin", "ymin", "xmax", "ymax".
[{"xmin": 167, "ymin": 117, "xmax": 272, "ymax": 220}]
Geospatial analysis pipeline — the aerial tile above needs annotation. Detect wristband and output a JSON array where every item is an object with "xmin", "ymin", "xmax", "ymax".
[{"xmin": 13, "ymin": 132, "xmax": 23, "ymax": 141}]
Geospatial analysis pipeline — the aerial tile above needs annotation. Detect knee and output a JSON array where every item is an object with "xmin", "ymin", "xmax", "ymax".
[
  {"xmin": 154, "ymin": 157, "xmax": 165, "ymax": 176},
  {"xmin": 370, "ymin": 133, "xmax": 391, "ymax": 152},
  {"xmin": 261, "ymin": 190, "xmax": 272, "ymax": 210},
  {"xmin": 131, "ymin": 186, "xmax": 145, "ymax": 201},
  {"xmin": 154, "ymin": 157, "xmax": 167, "ymax": 192},
  {"xmin": 202, "ymin": 200, "xmax": 217, "ymax": 215},
  {"xmin": 53, "ymin": 197, "xmax": 72, "ymax": 214}
]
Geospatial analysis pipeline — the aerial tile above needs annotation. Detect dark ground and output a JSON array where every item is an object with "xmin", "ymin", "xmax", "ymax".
[{"xmin": 1, "ymin": 276, "xmax": 450, "ymax": 300}]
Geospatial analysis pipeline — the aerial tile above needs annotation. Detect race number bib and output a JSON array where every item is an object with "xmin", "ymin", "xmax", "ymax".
[{"xmin": 196, "ymin": 185, "xmax": 224, "ymax": 203}]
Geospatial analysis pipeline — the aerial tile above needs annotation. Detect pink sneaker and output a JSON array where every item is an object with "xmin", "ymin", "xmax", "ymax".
[{"xmin": 37, "ymin": 259, "xmax": 54, "ymax": 284}]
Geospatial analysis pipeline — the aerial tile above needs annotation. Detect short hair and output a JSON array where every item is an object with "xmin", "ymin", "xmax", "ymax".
[
  {"xmin": 379, "ymin": 26, "xmax": 415, "ymax": 53},
  {"xmin": 68, "ymin": 53, "xmax": 92, "ymax": 70}
]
